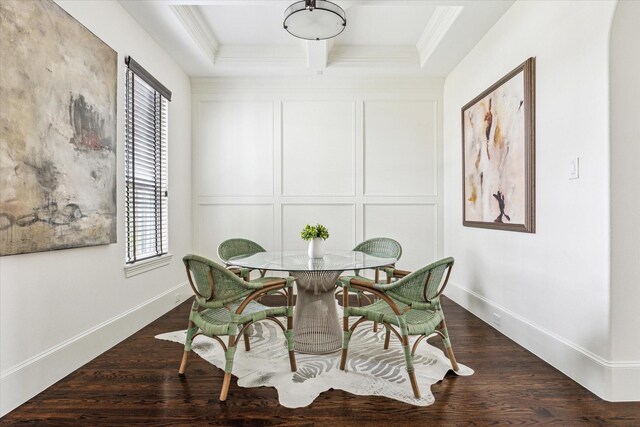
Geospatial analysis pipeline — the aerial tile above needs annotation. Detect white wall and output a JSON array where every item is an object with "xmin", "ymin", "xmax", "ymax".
[
  {"xmin": 610, "ymin": 0, "xmax": 640, "ymax": 400},
  {"xmin": 442, "ymin": 0, "xmax": 638, "ymax": 401},
  {"xmin": 0, "ymin": 1, "xmax": 192, "ymax": 415},
  {"xmin": 192, "ymin": 78, "xmax": 444, "ymax": 273}
]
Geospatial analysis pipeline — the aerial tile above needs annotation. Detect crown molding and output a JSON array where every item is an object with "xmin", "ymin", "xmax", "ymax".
[
  {"xmin": 329, "ymin": 45, "xmax": 419, "ymax": 67},
  {"xmin": 208, "ymin": 45, "xmax": 420, "ymax": 72},
  {"xmin": 190, "ymin": 76, "xmax": 444, "ymax": 96},
  {"xmin": 216, "ymin": 45, "xmax": 305, "ymax": 64},
  {"xmin": 416, "ymin": 5, "xmax": 463, "ymax": 68},
  {"xmin": 170, "ymin": 5, "xmax": 219, "ymax": 65},
  {"xmin": 168, "ymin": 1, "xmax": 443, "ymax": 6}
]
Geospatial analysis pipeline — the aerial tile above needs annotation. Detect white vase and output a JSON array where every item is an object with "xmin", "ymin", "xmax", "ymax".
[{"xmin": 307, "ymin": 237, "xmax": 325, "ymax": 258}]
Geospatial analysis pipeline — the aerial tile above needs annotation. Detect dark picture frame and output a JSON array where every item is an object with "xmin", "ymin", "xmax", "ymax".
[{"xmin": 462, "ymin": 57, "xmax": 536, "ymax": 233}]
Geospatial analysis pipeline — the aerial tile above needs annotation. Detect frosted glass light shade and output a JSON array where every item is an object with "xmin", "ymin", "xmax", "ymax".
[{"xmin": 284, "ymin": 0, "xmax": 346, "ymax": 41}]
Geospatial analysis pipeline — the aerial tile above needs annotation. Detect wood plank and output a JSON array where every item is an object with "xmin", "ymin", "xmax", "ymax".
[{"xmin": 2, "ymin": 296, "xmax": 639, "ymax": 426}]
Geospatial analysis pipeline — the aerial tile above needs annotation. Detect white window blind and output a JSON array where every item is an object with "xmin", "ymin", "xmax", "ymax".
[{"xmin": 125, "ymin": 56, "xmax": 171, "ymax": 264}]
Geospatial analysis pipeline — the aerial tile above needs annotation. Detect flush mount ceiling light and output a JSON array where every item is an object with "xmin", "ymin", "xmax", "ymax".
[{"xmin": 283, "ymin": 0, "xmax": 346, "ymax": 41}]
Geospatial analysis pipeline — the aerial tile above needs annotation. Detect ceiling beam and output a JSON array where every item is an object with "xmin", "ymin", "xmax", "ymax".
[
  {"xmin": 170, "ymin": 5, "xmax": 219, "ymax": 65},
  {"xmin": 306, "ymin": 40, "xmax": 334, "ymax": 72},
  {"xmin": 416, "ymin": 5, "xmax": 463, "ymax": 68}
]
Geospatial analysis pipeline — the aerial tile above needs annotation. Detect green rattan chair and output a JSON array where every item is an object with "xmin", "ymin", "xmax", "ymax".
[
  {"xmin": 179, "ymin": 254, "xmax": 297, "ymax": 401},
  {"xmin": 339, "ymin": 257, "xmax": 459, "ymax": 399},
  {"xmin": 218, "ymin": 238, "xmax": 287, "ymax": 300},
  {"xmin": 336, "ymin": 237, "xmax": 402, "ymax": 331},
  {"xmin": 218, "ymin": 238, "xmax": 269, "ymax": 280},
  {"xmin": 337, "ymin": 237, "xmax": 402, "ymax": 293}
]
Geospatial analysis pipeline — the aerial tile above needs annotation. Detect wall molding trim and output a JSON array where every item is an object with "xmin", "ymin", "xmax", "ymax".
[
  {"xmin": 124, "ymin": 253, "xmax": 174, "ymax": 278},
  {"xmin": 191, "ymin": 77, "xmax": 444, "ymax": 97},
  {"xmin": 417, "ymin": 6, "xmax": 463, "ymax": 67},
  {"xmin": 445, "ymin": 282, "xmax": 640, "ymax": 402},
  {"xmin": 170, "ymin": 5, "xmax": 218, "ymax": 65},
  {"xmin": 192, "ymin": 79, "xmax": 444, "ymax": 270},
  {"xmin": 217, "ymin": 45, "xmax": 304, "ymax": 64},
  {"xmin": 0, "ymin": 281, "xmax": 192, "ymax": 416},
  {"xmin": 329, "ymin": 45, "xmax": 418, "ymax": 65}
]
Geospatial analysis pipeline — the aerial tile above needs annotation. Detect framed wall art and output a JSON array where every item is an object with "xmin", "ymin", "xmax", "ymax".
[
  {"xmin": 0, "ymin": 0, "xmax": 117, "ymax": 255},
  {"xmin": 462, "ymin": 57, "xmax": 536, "ymax": 233}
]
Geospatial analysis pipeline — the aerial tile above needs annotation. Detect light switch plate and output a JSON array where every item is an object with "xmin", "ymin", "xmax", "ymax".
[{"xmin": 569, "ymin": 157, "xmax": 579, "ymax": 180}]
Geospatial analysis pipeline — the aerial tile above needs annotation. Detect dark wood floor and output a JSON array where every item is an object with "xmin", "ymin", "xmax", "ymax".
[{"xmin": 3, "ymin": 296, "xmax": 639, "ymax": 426}]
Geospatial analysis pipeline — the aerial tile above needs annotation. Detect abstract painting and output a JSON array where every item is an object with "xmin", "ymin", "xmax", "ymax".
[
  {"xmin": 0, "ymin": 0, "xmax": 117, "ymax": 256},
  {"xmin": 462, "ymin": 58, "xmax": 535, "ymax": 233}
]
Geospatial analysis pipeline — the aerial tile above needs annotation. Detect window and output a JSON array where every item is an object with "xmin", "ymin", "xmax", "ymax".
[{"xmin": 124, "ymin": 56, "xmax": 171, "ymax": 264}]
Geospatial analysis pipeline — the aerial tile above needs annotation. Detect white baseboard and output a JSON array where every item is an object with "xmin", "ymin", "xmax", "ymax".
[
  {"xmin": 0, "ymin": 281, "xmax": 192, "ymax": 417},
  {"xmin": 445, "ymin": 282, "xmax": 640, "ymax": 402}
]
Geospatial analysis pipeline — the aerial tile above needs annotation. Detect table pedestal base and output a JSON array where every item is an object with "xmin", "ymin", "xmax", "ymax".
[{"xmin": 291, "ymin": 270, "xmax": 342, "ymax": 354}]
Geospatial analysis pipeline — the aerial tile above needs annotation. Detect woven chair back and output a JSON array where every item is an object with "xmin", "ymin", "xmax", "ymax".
[
  {"xmin": 353, "ymin": 237, "xmax": 402, "ymax": 260},
  {"xmin": 218, "ymin": 238, "xmax": 267, "ymax": 264},
  {"xmin": 183, "ymin": 254, "xmax": 250, "ymax": 301},
  {"xmin": 391, "ymin": 257, "xmax": 454, "ymax": 303}
]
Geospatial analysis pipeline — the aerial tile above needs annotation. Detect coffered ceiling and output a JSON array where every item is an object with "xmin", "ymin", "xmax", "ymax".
[{"xmin": 119, "ymin": 0, "xmax": 514, "ymax": 78}]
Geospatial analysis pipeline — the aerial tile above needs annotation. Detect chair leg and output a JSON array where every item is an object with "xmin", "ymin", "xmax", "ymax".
[
  {"xmin": 288, "ymin": 350, "xmax": 297, "ymax": 372},
  {"xmin": 220, "ymin": 335, "xmax": 238, "ymax": 401},
  {"xmin": 373, "ymin": 320, "xmax": 378, "ymax": 332},
  {"xmin": 243, "ymin": 329, "xmax": 251, "ymax": 351},
  {"xmin": 445, "ymin": 346, "xmax": 459, "ymax": 372},
  {"xmin": 408, "ymin": 369, "xmax": 420, "ymax": 399},
  {"xmin": 399, "ymin": 320, "xmax": 420, "ymax": 398},
  {"xmin": 439, "ymin": 318, "xmax": 459, "ymax": 371},
  {"xmin": 340, "ymin": 289, "xmax": 351, "ymax": 370},
  {"xmin": 178, "ymin": 351, "xmax": 189, "ymax": 375},
  {"xmin": 384, "ymin": 328, "xmax": 391, "ymax": 349},
  {"xmin": 219, "ymin": 373, "xmax": 232, "ymax": 401},
  {"xmin": 178, "ymin": 320, "xmax": 196, "ymax": 375},
  {"xmin": 340, "ymin": 336, "xmax": 352, "ymax": 370},
  {"xmin": 285, "ymin": 326, "xmax": 297, "ymax": 372},
  {"xmin": 286, "ymin": 288, "xmax": 297, "ymax": 372},
  {"xmin": 340, "ymin": 353, "xmax": 347, "ymax": 370}
]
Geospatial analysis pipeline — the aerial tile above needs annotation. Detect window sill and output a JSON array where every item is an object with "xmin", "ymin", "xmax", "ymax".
[{"xmin": 124, "ymin": 254, "xmax": 173, "ymax": 278}]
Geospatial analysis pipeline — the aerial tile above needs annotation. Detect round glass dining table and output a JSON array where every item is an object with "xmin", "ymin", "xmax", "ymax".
[{"xmin": 228, "ymin": 250, "xmax": 397, "ymax": 354}]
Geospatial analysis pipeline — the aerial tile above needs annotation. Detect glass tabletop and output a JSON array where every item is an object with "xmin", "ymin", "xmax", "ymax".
[{"xmin": 228, "ymin": 250, "xmax": 397, "ymax": 272}]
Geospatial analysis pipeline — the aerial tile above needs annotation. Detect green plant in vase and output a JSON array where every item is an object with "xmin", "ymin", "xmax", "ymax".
[{"xmin": 301, "ymin": 223, "xmax": 329, "ymax": 258}]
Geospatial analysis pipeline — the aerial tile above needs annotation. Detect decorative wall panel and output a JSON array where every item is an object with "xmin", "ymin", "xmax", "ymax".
[
  {"xmin": 198, "ymin": 204, "xmax": 274, "ymax": 260},
  {"xmin": 193, "ymin": 79, "xmax": 443, "ymax": 272},
  {"xmin": 198, "ymin": 101, "xmax": 274, "ymax": 197},
  {"xmin": 282, "ymin": 204, "xmax": 355, "ymax": 251},
  {"xmin": 364, "ymin": 204, "xmax": 437, "ymax": 269},
  {"xmin": 364, "ymin": 101, "xmax": 437, "ymax": 196},
  {"xmin": 282, "ymin": 101, "xmax": 355, "ymax": 196}
]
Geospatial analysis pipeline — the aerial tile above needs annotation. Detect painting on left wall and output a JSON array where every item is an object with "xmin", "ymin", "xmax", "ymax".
[{"xmin": 0, "ymin": 0, "xmax": 117, "ymax": 256}]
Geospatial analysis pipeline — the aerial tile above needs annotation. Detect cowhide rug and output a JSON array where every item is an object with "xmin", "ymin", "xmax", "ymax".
[{"xmin": 156, "ymin": 319, "xmax": 473, "ymax": 407}]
